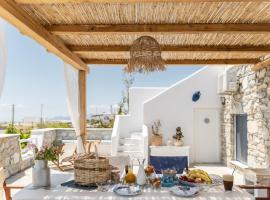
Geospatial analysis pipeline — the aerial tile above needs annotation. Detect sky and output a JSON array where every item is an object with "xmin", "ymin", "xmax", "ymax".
[{"xmin": 0, "ymin": 20, "xmax": 202, "ymax": 122}]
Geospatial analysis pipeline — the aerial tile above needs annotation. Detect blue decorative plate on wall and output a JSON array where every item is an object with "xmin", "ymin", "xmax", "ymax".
[{"xmin": 192, "ymin": 91, "xmax": 201, "ymax": 102}]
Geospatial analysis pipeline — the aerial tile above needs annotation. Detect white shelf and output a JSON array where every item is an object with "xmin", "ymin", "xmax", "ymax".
[{"xmin": 149, "ymin": 145, "xmax": 190, "ymax": 164}]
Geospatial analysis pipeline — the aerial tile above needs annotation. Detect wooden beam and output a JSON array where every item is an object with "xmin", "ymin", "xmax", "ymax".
[
  {"xmin": 79, "ymin": 70, "xmax": 87, "ymax": 141},
  {"xmin": 69, "ymin": 45, "xmax": 270, "ymax": 53},
  {"xmin": 0, "ymin": 0, "xmax": 88, "ymax": 71},
  {"xmin": 15, "ymin": 0, "xmax": 270, "ymax": 4},
  {"xmin": 252, "ymin": 58, "xmax": 270, "ymax": 71},
  {"xmin": 47, "ymin": 24, "xmax": 270, "ymax": 34},
  {"xmin": 84, "ymin": 58, "xmax": 260, "ymax": 65}
]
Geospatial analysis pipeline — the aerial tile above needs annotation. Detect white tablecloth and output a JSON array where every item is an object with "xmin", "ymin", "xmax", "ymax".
[{"xmin": 13, "ymin": 172, "xmax": 254, "ymax": 200}]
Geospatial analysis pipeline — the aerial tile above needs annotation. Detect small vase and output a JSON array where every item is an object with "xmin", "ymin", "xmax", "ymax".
[
  {"xmin": 136, "ymin": 159, "xmax": 147, "ymax": 186},
  {"xmin": 32, "ymin": 160, "xmax": 50, "ymax": 188},
  {"xmin": 174, "ymin": 139, "xmax": 183, "ymax": 146},
  {"xmin": 151, "ymin": 135, "xmax": 162, "ymax": 146}
]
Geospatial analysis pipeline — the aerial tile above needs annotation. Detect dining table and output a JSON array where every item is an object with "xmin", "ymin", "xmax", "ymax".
[{"xmin": 13, "ymin": 170, "xmax": 255, "ymax": 200}]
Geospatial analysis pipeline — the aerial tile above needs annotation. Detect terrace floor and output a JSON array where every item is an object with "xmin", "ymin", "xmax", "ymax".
[{"xmin": 6, "ymin": 163, "xmax": 245, "ymax": 197}]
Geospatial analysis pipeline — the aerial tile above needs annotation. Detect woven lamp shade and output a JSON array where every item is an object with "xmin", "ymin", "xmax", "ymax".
[{"xmin": 126, "ymin": 36, "xmax": 165, "ymax": 73}]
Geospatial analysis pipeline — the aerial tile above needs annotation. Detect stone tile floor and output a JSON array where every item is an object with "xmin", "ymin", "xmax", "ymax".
[{"xmin": 6, "ymin": 163, "xmax": 244, "ymax": 197}]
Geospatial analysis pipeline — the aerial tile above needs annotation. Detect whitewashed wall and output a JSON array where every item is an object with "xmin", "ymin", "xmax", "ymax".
[
  {"xmin": 143, "ymin": 66, "xmax": 225, "ymax": 163},
  {"xmin": 128, "ymin": 87, "xmax": 166, "ymax": 131}
]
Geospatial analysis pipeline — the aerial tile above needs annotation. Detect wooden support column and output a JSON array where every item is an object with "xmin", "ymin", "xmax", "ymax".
[{"xmin": 79, "ymin": 70, "xmax": 87, "ymax": 142}]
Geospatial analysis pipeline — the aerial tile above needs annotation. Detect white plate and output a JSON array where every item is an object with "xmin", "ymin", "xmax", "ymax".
[
  {"xmin": 170, "ymin": 186, "xmax": 201, "ymax": 197},
  {"xmin": 113, "ymin": 185, "xmax": 142, "ymax": 196}
]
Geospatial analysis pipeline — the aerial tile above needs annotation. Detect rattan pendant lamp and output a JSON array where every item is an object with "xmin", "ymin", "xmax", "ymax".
[{"xmin": 126, "ymin": 36, "xmax": 166, "ymax": 73}]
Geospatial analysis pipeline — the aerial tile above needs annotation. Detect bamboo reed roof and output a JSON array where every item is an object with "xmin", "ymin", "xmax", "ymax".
[{"xmin": 2, "ymin": 0, "xmax": 270, "ymax": 70}]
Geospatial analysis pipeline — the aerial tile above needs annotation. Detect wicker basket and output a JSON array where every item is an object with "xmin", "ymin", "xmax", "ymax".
[
  {"xmin": 151, "ymin": 135, "xmax": 163, "ymax": 146},
  {"xmin": 74, "ymin": 156, "xmax": 111, "ymax": 185}
]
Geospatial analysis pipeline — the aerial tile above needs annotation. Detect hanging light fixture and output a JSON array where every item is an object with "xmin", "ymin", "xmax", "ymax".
[{"xmin": 125, "ymin": 36, "xmax": 165, "ymax": 73}]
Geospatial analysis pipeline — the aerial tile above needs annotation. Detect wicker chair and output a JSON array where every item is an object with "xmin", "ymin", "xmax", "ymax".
[
  {"xmin": 1, "ymin": 168, "xmax": 24, "ymax": 200},
  {"xmin": 53, "ymin": 140, "xmax": 101, "ymax": 171},
  {"xmin": 52, "ymin": 142, "xmax": 76, "ymax": 171},
  {"xmin": 238, "ymin": 185, "xmax": 270, "ymax": 200}
]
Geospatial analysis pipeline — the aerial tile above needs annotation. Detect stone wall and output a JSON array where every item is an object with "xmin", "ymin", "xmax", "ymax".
[
  {"xmin": 31, "ymin": 128, "xmax": 112, "ymax": 145},
  {"xmin": 31, "ymin": 128, "xmax": 112, "ymax": 156},
  {"xmin": 31, "ymin": 128, "xmax": 56, "ymax": 148},
  {"xmin": 0, "ymin": 134, "xmax": 33, "ymax": 178},
  {"xmin": 0, "ymin": 128, "xmax": 112, "ymax": 178},
  {"xmin": 55, "ymin": 128, "xmax": 112, "ymax": 141},
  {"xmin": 221, "ymin": 65, "xmax": 270, "ymax": 168},
  {"xmin": 221, "ymin": 95, "xmax": 235, "ymax": 165}
]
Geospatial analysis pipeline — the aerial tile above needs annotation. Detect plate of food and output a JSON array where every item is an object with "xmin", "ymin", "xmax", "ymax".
[
  {"xmin": 170, "ymin": 185, "xmax": 201, "ymax": 197},
  {"xmin": 113, "ymin": 185, "xmax": 142, "ymax": 196},
  {"xmin": 179, "ymin": 169, "xmax": 223, "ymax": 187}
]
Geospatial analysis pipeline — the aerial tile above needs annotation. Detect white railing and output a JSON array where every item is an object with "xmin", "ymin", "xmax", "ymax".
[
  {"xmin": 111, "ymin": 115, "xmax": 133, "ymax": 156},
  {"xmin": 142, "ymin": 124, "xmax": 149, "ymax": 165},
  {"xmin": 111, "ymin": 115, "xmax": 121, "ymax": 156}
]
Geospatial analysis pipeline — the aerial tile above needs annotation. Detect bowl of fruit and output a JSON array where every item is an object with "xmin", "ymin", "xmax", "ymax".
[
  {"xmin": 179, "ymin": 169, "xmax": 223, "ymax": 187},
  {"xmin": 179, "ymin": 169, "xmax": 213, "ymax": 187}
]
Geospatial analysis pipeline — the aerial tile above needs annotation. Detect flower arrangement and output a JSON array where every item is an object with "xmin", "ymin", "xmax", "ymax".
[
  {"xmin": 152, "ymin": 120, "xmax": 161, "ymax": 136},
  {"xmin": 29, "ymin": 142, "xmax": 63, "ymax": 161},
  {"xmin": 173, "ymin": 127, "xmax": 184, "ymax": 146},
  {"xmin": 173, "ymin": 127, "xmax": 184, "ymax": 141},
  {"xmin": 151, "ymin": 120, "xmax": 162, "ymax": 146}
]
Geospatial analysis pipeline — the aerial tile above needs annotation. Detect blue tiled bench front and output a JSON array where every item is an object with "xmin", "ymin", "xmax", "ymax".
[{"xmin": 149, "ymin": 156, "xmax": 188, "ymax": 174}]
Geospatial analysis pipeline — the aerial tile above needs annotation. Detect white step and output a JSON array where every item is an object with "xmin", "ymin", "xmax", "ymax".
[
  {"xmin": 116, "ymin": 131, "xmax": 144, "ymax": 162},
  {"xmin": 130, "ymin": 132, "xmax": 143, "ymax": 138},
  {"xmin": 118, "ymin": 144, "xmax": 140, "ymax": 152},
  {"xmin": 117, "ymin": 151, "xmax": 144, "ymax": 161},
  {"xmin": 119, "ymin": 138, "xmax": 142, "ymax": 145}
]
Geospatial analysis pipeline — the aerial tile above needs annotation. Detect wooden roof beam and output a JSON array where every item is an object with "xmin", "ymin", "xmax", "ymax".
[
  {"xmin": 0, "ymin": 0, "xmax": 89, "ymax": 72},
  {"xmin": 84, "ymin": 58, "xmax": 260, "ymax": 65},
  {"xmin": 252, "ymin": 59, "xmax": 270, "ymax": 71},
  {"xmin": 48, "ymin": 24, "xmax": 270, "ymax": 34},
  {"xmin": 15, "ymin": 0, "xmax": 270, "ymax": 4},
  {"xmin": 69, "ymin": 45, "xmax": 270, "ymax": 53}
]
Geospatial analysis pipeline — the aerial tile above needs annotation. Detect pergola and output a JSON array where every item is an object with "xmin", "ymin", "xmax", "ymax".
[{"xmin": 1, "ymin": 0, "xmax": 270, "ymax": 139}]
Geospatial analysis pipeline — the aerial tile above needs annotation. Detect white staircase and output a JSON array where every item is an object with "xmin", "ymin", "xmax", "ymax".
[{"xmin": 117, "ymin": 131, "xmax": 144, "ymax": 161}]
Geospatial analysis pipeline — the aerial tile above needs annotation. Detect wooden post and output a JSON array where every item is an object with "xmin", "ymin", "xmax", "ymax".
[{"xmin": 79, "ymin": 70, "xmax": 87, "ymax": 142}]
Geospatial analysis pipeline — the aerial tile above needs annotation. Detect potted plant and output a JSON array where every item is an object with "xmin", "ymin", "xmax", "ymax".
[
  {"xmin": 151, "ymin": 120, "xmax": 162, "ymax": 146},
  {"xmin": 173, "ymin": 127, "xmax": 184, "ymax": 146},
  {"xmin": 29, "ymin": 142, "xmax": 63, "ymax": 187}
]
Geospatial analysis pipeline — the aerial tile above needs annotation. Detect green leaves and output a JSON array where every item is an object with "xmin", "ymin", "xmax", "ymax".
[{"xmin": 35, "ymin": 144, "xmax": 62, "ymax": 161}]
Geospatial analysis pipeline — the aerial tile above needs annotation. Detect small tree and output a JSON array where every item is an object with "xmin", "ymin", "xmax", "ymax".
[
  {"xmin": 119, "ymin": 73, "xmax": 135, "ymax": 114},
  {"xmin": 5, "ymin": 124, "xmax": 17, "ymax": 134},
  {"xmin": 117, "ymin": 99, "xmax": 125, "ymax": 115},
  {"xmin": 5, "ymin": 124, "xmax": 31, "ymax": 148}
]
